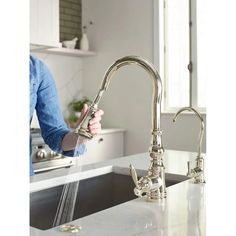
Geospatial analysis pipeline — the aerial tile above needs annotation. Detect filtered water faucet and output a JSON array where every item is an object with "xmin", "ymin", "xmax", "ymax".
[{"xmin": 173, "ymin": 107, "xmax": 205, "ymax": 184}]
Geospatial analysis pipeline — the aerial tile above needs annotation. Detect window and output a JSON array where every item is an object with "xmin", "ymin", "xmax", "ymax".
[{"xmin": 154, "ymin": 0, "xmax": 206, "ymax": 112}]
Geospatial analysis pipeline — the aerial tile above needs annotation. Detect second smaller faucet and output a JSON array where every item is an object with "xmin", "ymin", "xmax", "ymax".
[{"xmin": 173, "ymin": 107, "xmax": 205, "ymax": 184}]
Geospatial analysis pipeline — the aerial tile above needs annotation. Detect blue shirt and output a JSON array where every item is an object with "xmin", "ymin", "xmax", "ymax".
[{"xmin": 29, "ymin": 55, "xmax": 85, "ymax": 175}]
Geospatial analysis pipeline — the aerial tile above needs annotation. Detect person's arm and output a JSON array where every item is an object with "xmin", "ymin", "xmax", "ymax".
[
  {"xmin": 35, "ymin": 58, "xmax": 104, "ymax": 155},
  {"xmin": 35, "ymin": 59, "xmax": 70, "ymax": 154}
]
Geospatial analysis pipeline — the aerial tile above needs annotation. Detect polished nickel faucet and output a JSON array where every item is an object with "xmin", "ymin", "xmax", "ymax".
[
  {"xmin": 74, "ymin": 55, "xmax": 166, "ymax": 201},
  {"xmin": 173, "ymin": 107, "xmax": 205, "ymax": 184}
]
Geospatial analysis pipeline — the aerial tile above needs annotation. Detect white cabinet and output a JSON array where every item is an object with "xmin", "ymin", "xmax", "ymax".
[
  {"xmin": 80, "ymin": 129, "xmax": 125, "ymax": 165},
  {"xmin": 30, "ymin": 0, "xmax": 60, "ymax": 47}
]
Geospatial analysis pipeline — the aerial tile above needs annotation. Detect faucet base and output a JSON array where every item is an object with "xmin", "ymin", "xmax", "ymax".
[
  {"xmin": 193, "ymin": 177, "xmax": 206, "ymax": 184},
  {"xmin": 147, "ymin": 191, "xmax": 167, "ymax": 201},
  {"xmin": 193, "ymin": 157, "xmax": 205, "ymax": 184}
]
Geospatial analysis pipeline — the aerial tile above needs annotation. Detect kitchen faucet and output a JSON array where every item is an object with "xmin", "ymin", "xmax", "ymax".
[
  {"xmin": 74, "ymin": 55, "xmax": 166, "ymax": 201},
  {"xmin": 173, "ymin": 107, "xmax": 205, "ymax": 184}
]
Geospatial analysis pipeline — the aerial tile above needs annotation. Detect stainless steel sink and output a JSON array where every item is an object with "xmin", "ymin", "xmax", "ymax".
[{"xmin": 30, "ymin": 171, "xmax": 189, "ymax": 230}]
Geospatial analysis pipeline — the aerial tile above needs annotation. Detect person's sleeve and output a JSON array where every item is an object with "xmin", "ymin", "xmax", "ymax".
[{"xmin": 35, "ymin": 60, "xmax": 86, "ymax": 157}]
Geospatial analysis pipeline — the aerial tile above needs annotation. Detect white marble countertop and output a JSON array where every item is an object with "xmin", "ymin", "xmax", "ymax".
[{"xmin": 30, "ymin": 150, "xmax": 206, "ymax": 235}]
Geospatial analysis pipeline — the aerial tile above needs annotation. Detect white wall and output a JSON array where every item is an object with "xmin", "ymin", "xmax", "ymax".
[
  {"xmin": 30, "ymin": 52, "xmax": 84, "ymax": 127},
  {"xmin": 82, "ymin": 0, "xmax": 206, "ymax": 155}
]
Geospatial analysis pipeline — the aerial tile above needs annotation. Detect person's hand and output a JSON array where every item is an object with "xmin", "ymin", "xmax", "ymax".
[
  {"xmin": 77, "ymin": 104, "xmax": 104, "ymax": 136},
  {"xmin": 62, "ymin": 104, "xmax": 104, "ymax": 150}
]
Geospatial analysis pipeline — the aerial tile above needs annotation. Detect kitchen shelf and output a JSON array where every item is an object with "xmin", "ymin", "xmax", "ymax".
[{"xmin": 31, "ymin": 46, "xmax": 96, "ymax": 57}]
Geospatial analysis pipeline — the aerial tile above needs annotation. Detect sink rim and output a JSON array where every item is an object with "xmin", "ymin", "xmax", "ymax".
[{"xmin": 30, "ymin": 165, "xmax": 190, "ymax": 193}]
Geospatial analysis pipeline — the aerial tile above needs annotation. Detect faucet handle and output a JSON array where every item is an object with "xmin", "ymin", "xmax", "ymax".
[
  {"xmin": 129, "ymin": 164, "xmax": 153, "ymax": 198},
  {"xmin": 187, "ymin": 161, "xmax": 192, "ymax": 177},
  {"xmin": 130, "ymin": 164, "xmax": 147, "ymax": 197},
  {"xmin": 129, "ymin": 164, "xmax": 139, "ymax": 188}
]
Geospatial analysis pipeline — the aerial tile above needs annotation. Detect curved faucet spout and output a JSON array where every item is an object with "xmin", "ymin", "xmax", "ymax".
[
  {"xmin": 94, "ymin": 56, "xmax": 163, "ymax": 134},
  {"xmin": 173, "ymin": 107, "xmax": 204, "ymax": 158},
  {"xmin": 75, "ymin": 56, "xmax": 163, "ymax": 150}
]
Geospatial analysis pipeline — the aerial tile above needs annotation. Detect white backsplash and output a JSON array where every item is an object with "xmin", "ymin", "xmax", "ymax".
[{"xmin": 30, "ymin": 52, "xmax": 84, "ymax": 128}]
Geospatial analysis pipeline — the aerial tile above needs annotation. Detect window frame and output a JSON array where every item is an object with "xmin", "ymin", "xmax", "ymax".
[{"xmin": 153, "ymin": 0, "xmax": 206, "ymax": 113}]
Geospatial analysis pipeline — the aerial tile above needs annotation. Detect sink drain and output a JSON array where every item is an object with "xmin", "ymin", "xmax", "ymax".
[{"xmin": 59, "ymin": 224, "xmax": 82, "ymax": 233}]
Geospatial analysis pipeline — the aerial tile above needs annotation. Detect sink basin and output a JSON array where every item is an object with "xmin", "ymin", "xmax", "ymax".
[{"xmin": 30, "ymin": 170, "xmax": 189, "ymax": 230}]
